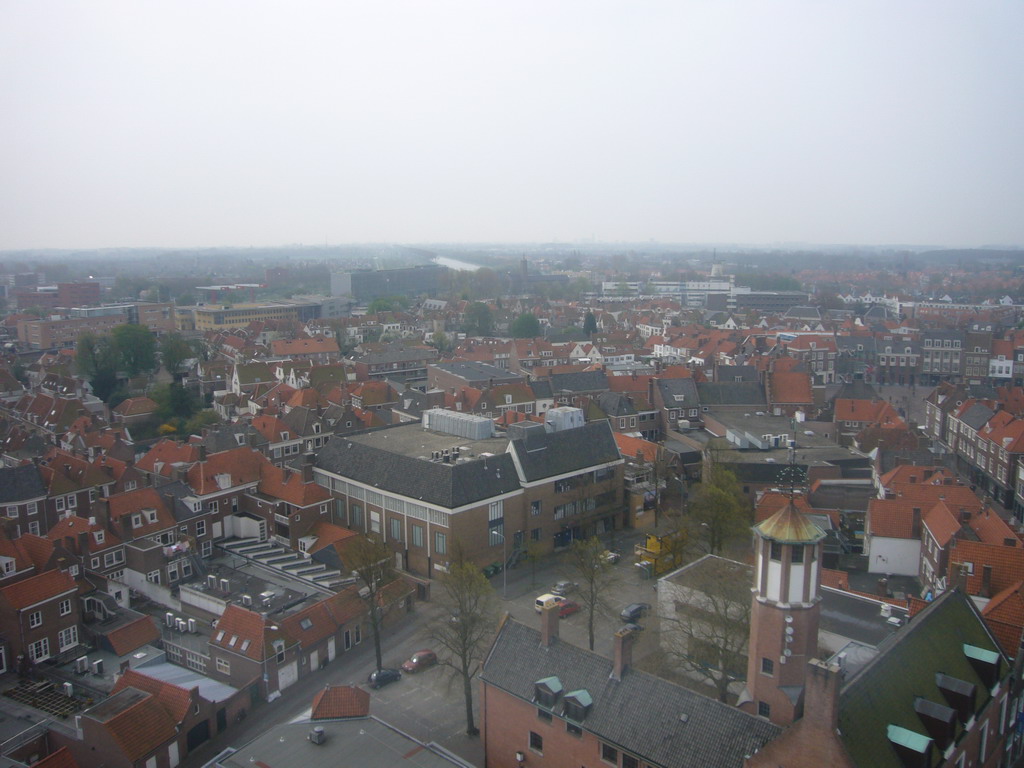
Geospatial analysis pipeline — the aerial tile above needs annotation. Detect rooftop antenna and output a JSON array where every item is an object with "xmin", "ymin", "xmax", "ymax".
[{"xmin": 777, "ymin": 419, "xmax": 806, "ymax": 502}]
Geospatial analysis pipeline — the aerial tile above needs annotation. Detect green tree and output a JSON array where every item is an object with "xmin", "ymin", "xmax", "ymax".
[
  {"xmin": 111, "ymin": 324, "xmax": 157, "ymax": 377},
  {"xmin": 160, "ymin": 333, "xmax": 194, "ymax": 381},
  {"xmin": 347, "ymin": 533, "xmax": 395, "ymax": 673},
  {"xmin": 659, "ymin": 557, "xmax": 751, "ymax": 702},
  {"xmin": 152, "ymin": 382, "xmax": 200, "ymax": 421},
  {"xmin": 429, "ymin": 331, "xmax": 451, "ymax": 353},
  {"xmin": 429, "ymin": 553, "xmax": 497, "ymax": 736},
  {"xmin": 509, "ymin": 312, "xmax": 541, "ymax": 338},
  {"xmin": 368, "ymin": 297, "xmax": 395, "ymax": 313},
  {"xmin": 76, "ymin": 333, "xmax": 120, "ymax": 402},
  {"xmin": 583, "ymin": 311, "xmax": 598, "ymax": 336},
  {"xmin": 565, "ymin": 536, "xmax": 618, "ymax": 651},
  {"xmin": 183, "ymin": 410, "xmax": 221, "ymax": 435},
  {"xmin": 464, "ymin": 302, "xmax": 493, "ymax": 336},
  {"xmin": 687, "ymin": 465, "xmax": 750, "ymax": 555}
]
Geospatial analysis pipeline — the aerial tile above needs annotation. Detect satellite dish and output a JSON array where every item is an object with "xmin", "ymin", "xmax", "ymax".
[
  {"xmin": 783, "ymin": 649, "xmax": 793, "ymax": 657},
  {"xmin": 784, "ymin": 615, "xmax": 793, "ymax": 624},
  {"xmin": 785, "ymin": 627, "xmax": 794, "ymax": 635}
]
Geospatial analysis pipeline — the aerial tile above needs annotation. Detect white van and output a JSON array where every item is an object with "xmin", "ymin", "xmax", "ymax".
[{"xmin": 535, "ymin": 593, "xmax": 565, "ymax": 613}]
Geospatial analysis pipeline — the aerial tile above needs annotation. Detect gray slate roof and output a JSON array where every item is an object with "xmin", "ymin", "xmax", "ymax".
[
  {"xmin": 315, "ymin": 438, "xmax": 520, "ymax": 508},
  {"xmin": 548, "ymin": 370, "xmax": 610, "ymax": 394},
  {"xmin": 656, "ymin": 378, "xmax": 700, "ymax": 407},
  {"xmin": 596, "ymin": 391, "xmax": 636, "ymax": 418},
  {"xmin": 0, "ymin": 464, "xmax": 47, "ymax": 503},
  {"xmin": 959, "ymin": 402, "xmax": 996, "ymax": 430},
  {"xmin": 696, "ymin": 381, "xmax": 767, "ymax": 406},
  {"xmin": 481, "ymin": 619, "xmax": 779, "ymax": 768},
  {"xmin": 509, "ymin": 421, "xmax": 620, "ymax": 483}
]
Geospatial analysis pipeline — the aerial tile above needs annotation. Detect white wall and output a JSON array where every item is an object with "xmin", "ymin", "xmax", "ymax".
[{"xmin": 867, "ymin": 536, "xmax": 921, "ymax": 576}]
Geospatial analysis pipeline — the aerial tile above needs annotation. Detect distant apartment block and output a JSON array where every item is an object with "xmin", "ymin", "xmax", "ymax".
[
  {"xmin": 12, "ymin": 281, "xmax": 101, "ymax": 310},
  {"xmin": 16, "ymin": 303, "xmax": 174, "ymax": 349},
  {"xmin": 330, "ymin": 265, "xmax": 445, "ymax": 302}
]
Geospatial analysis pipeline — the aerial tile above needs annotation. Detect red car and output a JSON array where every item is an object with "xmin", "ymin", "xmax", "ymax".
[
  {"xmin": 558, "ymin": 600, "xmax": 581, "ymax": 618},
  {"xmin": 401, "ymin": 649, "xmax": 438, "ymax": 673}
]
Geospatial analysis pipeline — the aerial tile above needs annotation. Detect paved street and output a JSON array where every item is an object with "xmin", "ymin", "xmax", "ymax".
[{"xmin": 184, "ymin": 530, "xmax": 662, "ymax": 768}]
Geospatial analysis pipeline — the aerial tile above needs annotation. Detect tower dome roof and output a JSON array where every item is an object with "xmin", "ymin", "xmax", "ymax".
[{"xmin": 754, "ymin": 501, "xmax": 826, "ymax": 543}]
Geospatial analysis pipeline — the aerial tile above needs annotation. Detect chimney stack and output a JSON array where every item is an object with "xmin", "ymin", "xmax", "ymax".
[
  {"xmin": 302, "ymin": 453, "xmax": 315, "ymax": 483},
  {"xmin": 803, "ymin": 659, "xmax": 842, "ymax": 732},
  {"xmin": 540, "ymin": 603, "xmax": 559, "ymax": 647},
  {"xmin": 611, "ymin": 628, "xmax": 634, "ymax": 681}
]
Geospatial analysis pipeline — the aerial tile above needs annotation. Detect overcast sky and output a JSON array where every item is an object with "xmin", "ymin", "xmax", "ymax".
[{"xmin": 2, "ymin": 1, "xmax": 1021, "ymax": 250}]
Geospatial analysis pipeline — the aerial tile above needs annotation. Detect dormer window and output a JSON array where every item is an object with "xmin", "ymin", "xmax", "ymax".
[
  {"xmin": 562, "ymin": 690, "xmax": 592, "ymax": 722},
  {"xmin": 887, "ymin": 724, "xmax": 933, "ymax": 767},
  {"xmin": 533, "ymin": 676, "xmax": 563, "ymax": 709},
  {"xmin": 94, "ymin": 531, "xmax": 105, "ymax": 544}
]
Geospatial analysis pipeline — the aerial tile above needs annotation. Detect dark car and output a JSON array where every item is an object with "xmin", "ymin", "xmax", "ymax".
[
  {"xmin": 620, "ymin": 602, "xmax": 651, "ymax": 622},
  {"xmin": 622, "ymin": 622, "xmax": 644, "ymax": 633},
  {"xmin": 558, "ymin": 600, "xmax": 581, "ymax": 618},
  {"xmin": 551, "ymin": 580, "xmax": 577, "ymax": 596},
  {"xmin": 367, "ymin": 668, "xmax": 402, "ymax": 689},
  {"xmin": 401, "ymin": 650, "xmax": 437, "ymax": 673}
]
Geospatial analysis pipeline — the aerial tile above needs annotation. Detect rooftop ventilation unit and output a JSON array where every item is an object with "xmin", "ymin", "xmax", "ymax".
[
  {"xmin": 91, "ymin": 659, "xmax": 104, "ymax": 675},
  {"xmin": 187, "ymin": 618, "xmax": 197, "ymax": 633},
  {"xmin": 242, "ymin": 594, "xmax": 252, "ymax": 607},
  {"xmin": 308, "ymin": 727, "xmax": 326, "ymax": 745},
  {"xmin": 74, "ymin": 656, "xmax": 88, "ymax": 674},
  {"xmin": 165, "ymin": 611, "xmax": 175, "ymax": 627},
  {"xmin": 207, "ymin": 575, "xmax": 217, "ymax": 589},
  {"xmin": 219, "ymin": 578, "xmax": 230, "ymax": 592},
  {"xmin": 63, "ymin": 682, "xmax": 74, "ymax": 697}
]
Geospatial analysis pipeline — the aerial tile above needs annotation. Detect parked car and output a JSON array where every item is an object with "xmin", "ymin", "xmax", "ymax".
[
  {"xmin": 621, "ymin": 622, "xmax": 644, "ymax": 633},
  {"xmin": 535, "ymin": 593, "xmax": 568, "ymax": 613},
  {"xmin": 401, "ymin": 650, "xmax": 437, "ymax": 673},
  {"xmin": 602, "ymin": 550, "xmax": 622, "ymax": 565},
  {"xmin": 551, "ymin": 580, "xmax": 577, "ymax": 596},
  {"xmin": 558, "ymin": 600, "xmax": 581, "ymax": 618},
  {"xmin": 367, "ymin": 668, "xmax": 402, "ymax": 689},
  {"xmin": 620, "ymin": 602, "xmax": 651, "ymax": 622}
]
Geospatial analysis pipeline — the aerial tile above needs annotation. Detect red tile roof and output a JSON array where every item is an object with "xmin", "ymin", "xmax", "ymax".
[
  {"xmin": 820, "ymin": 568, "xmax": 849, "ymax": 590},
  {"xmin": 111, "ymin": 669, "xmax": 194, "ymax": 722},
  {"xmin": 834, "ymin": 398, "xmax": 904, "ymax": 428},
  {"xmin": 257, "ymin": 464, "xmax": 330, "ymax": 508},
  {"xmin": 922, "ymin": 502, "xmax": 962, "ymax": 548},
  {"xmin": 135, "ymin": 439, "xmax": 201, "ymax": 476},
  {"xmin": 878, "ymin": 465, "xmax": 956, "ymax": 488},
  {"xmin": 969, "ymin": 508, "xmax": 1019, "ymax": 547},
  {"xmin": 0, "ymin": 569, "xmax": 77, "ymax": 610},
  {"xmin": 211, "ymin": 604, "xmax": 294, "ymax": 661},
  {"xmin": 947, "ymin": 539, "xmax": 1024, "ymax": 597},
  {"xmin": 768, "ymin": 371, "xmax": 813, "ymax": 405},
  {"xmin": 185, "ymin": 447, "xmax": 269, "ymax": 495},
  {"xmin": 867, "ymin": 498, "xmax": 923, "ymax": 539},
  {"xmin": 99, "ymin": 691, "xmax": 179, "ymax": 763},
  {"xmin": 112, "ymin": 397, "xmax": 159, "ymax": 417},
  {"xmin": 981, "ymin": 580, "xmax": 1024, "ymax": 657},
  {"xmin": 311, "ymin": 685, "xmax": 370, "ymax": 720},
  {"xmin": 105, "ymin": 488, "xmax": 175, "ymax": 536},
  {"xmin": 613, "ymin": 433, "xmax": 660, "ymax": 464},
  {"xmin": 106, "ymin": 615, "xmax": 161, "ymax": 656}
]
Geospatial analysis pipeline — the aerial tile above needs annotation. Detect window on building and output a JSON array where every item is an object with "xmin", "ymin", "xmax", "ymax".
[
  {"xmin": 390, "ymin": 518, "xmax": 402, "ymax": 542},
  {"xmin": 758, "ymin": 701, "xmax": 771, "ymax": 718},
  {"xmin": 622, "ymin": 755, "xmax": 639, "ymax": 768},
  {"xmin": 529, "ymin": 732, "xmax": 543, "ymax": 754},
  {"xmin": 537, "ymin": 709, "xmax": 552, "ymax": 722},
  {"xmin": 274, "ymin": 640, "xmax": 286, "ymax": 663},
  {"xmin": 601, "ymin": 743, "xmax": 618, "ymax": 764},
  {"xmin": 67, "ymin": 494, "xmax": 77, "ymax": 509},
  {"xmin": 202, "ymin": 541, "xmax": 213, "ymax": 558},
  {"xmin": 792, "ymin": 546, "xmax": 804, "ymax": 564},
  {"xmin": 411, "ymin": 524, "xmax": 424, "ymax": 547},
  {"xmin": 28, "ymin": 638, "xmax": 49, "ymax": 662},
  {"xmin": 435, "ymin": 532, "xmax": 447, "ymax": 555},
  {"xmin": 28, "ymin": 522, "xmax": 39, "ymax": 536},
  {"xmin": 147, "ymin": 570, "xmax": 161, "ymax": 584},
  {"xmin": 769, "ymin": 542, "xmax": 783, "ymax": 561},
  {"xmin": 196, "ymin": 520, "xmax": 206, "ymax": 537},
  {"xmin": 566, "ymin": 721, "xmax": 582, "ymax": 737},
  {"xmin": 5, "ymin": 506, "xmax": 16, "ymax": 519},
  {"xmin": 29, "ymin": 611, "xmax": 42, "ymax": 628},
  {"xmin": 216, "ymin": 658, "xmax": 230, "ymax": 675},
  {"xmin": 55, "ymin": 497, "xmax": 65, "ymax": 512},
  {"xmin": 761, "ymin": 657, "xmax": 774, "ymax": 676},
  {"xmin": 531, "ymin": 500, "xmax": 542, "ymax": 516},
  {"xmin": 58, "ymin": 626, "xmax": 78, "ymax": 651},
  {"xmin": 59, "ymin": 599, "xmax": 72, "ymax": 616}
]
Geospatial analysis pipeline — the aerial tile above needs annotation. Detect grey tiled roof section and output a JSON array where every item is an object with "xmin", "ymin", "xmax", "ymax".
[
  {"xmin": 430, "ymin": 361, "xmax": 521, "ymax": 385},
  {"xmin": 349, "ymin": 347, "xmax": 438, "ymax": 364},
  {"xmin": 481, "ymin": 620, "xmax": 780, "ymax": 768},
  {"xmin": 548, "ymin": 370, "xmax": 610, "ymax": 394},
  {"xmin": 198, "ymin": 424, "xmax": 269, "ymax": 453},
  {"xmin": 0, "ymin": 464, "xmax": 47, "ymax": 503},
  {"xmin": 959, "ymin": 402, "xmax": 995, "ymax": 430},
  {"xmin": 696, "ymin": 382, "xmax": 767, "ymax": 406},
  {"xmin": 509, "ymin": 421, "xmax": 620, "ymax": 483},
  {"xmin": 596, "ymin": 392, "xmax": 636, "ymax": 417},
  {"xmin": 716, "ymin": 365, "xmax": 759, "ymax": 383},
  {"xmin": 315, "ymin": 438, "xmax": 520, "ymax": 508},
  {"xmin": 656, "ymin": 378, "xmax": 700, "ymax": 405},
  {"xmin": 529, "ymin": 379, "xmax": 554, "ymax": 399}
]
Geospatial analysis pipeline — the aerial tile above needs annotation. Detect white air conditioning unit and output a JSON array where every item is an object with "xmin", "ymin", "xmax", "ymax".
[
  {"xmin": 880, "ymin": 603, "xmax": 892, "ymax": 618},
  {"xmin": 187, "ymin": 618, "xmax": 197, "ymax": 633},
  {"xmin": 207, "ymin": 574, "xmax": 217, "ymax": 589},
  {"xmin": 219, "ymin": 578, "xmax": 230, "ymax": 592},
  {"xmin": 308, "ymin": 727, "xmax": 326, "ymax": 745},
  {"xmin": 165, "ymin": 611, "xmax": 175, "ymax": 628},
  {"xmin": 242, "ymin": 594, "xmax": 252, "ymax": 607},
  {"xmin": 74, "ymin": 656, "xmax": 88, "ymax": 674},
  {"xmin": 176, "ymin": 618, "xmax": 187, "ymax": 632},
  {"xmin": 63, "ymin": 682, "xmax": 74, "ymax": 697},
  {"xmin": 91, "ymin": 659, "xmax": 104, "ymax": 675}
]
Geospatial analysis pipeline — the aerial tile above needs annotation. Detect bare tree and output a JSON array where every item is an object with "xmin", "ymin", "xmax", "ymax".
[
  {"xmin": 659, "ymin": 557, "xmax": 751, "ymax": 702},
  {"xmin": 346, "ymin": 533, "xmax": 394, "ymax": 672},
  {"xmin": 687, "ymin": 463, "xmax": 750, "ymax": 555},
  {"xmin": 564, "ymin": 536, "xmax": 617, "ymax": 651},
  {"xmin": 429, "ymin": 557, "xmax": 498, "ymax": 736}
]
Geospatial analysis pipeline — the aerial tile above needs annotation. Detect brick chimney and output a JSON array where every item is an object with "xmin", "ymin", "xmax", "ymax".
[
  {"xmin": 302, "ymin": 453, "xmax": 315, "ymax": 483},
  {"xmin": 540, "ymin": 603, "xmax": 559, "ymax": 647},
  {"xmin": 610, "ymin": 627, "xmax": 634, "ymax": 681},
  {"xmin": 802, "ymin": 659, "xmax": 842, "ymax": 731}
]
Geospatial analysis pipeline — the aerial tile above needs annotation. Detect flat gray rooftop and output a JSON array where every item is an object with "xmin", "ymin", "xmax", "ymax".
[
  {"xmin": 217, "ymin": 717, "xmax": 473, "ymax": 768},
  {"xmin": 345, "ymin": 422, "xmax": 510, "ymax": 461}
]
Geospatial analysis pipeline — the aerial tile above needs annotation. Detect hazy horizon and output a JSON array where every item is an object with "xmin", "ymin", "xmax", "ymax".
[{"xmin": 3, "ymin": 1, "xmax": 1022, "ymax": 250}]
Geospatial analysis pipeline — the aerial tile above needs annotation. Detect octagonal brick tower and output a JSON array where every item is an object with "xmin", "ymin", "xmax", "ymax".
[{"xmin": 741, "ymin": 501, "xmax": 827, "ymax": 726}]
